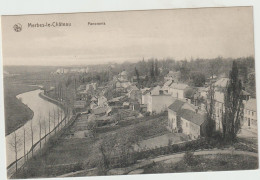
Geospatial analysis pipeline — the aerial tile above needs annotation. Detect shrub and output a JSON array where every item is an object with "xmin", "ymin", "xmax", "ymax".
[
  {"xmin": 183, "ymin": 151, "xmax": 197, "ymax": 166},
  {"xmin": 144, "ymin": 112, "xmax": 150, "ymax": 117}
]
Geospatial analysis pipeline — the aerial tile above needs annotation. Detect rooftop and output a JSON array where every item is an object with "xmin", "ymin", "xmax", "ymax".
[
  {"xmin": 179, "ymin": 109, "xmax": 205, "ymax": 126},
  {"xmin": 168, "ymin": 99, "xmax": 185, "ymax": 112},
  {"xmin": 245, "ymin": 98, "xmax": 257, "ymax": 112},
  {"xmin": 170, "ymin": 83, "xmax": 189, "ymax": 90},
  {"xmin": 214, "ymin": 78, "xmax": 229, "ymax": 88},
  {"xmin": 93, "ymin": 106, "xmax": 109, "ymax": 115}
]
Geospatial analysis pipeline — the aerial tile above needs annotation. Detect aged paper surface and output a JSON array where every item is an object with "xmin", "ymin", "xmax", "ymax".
[{"xmin": 1, "ymin": 7, "xmax": 258, "ymax": 179}]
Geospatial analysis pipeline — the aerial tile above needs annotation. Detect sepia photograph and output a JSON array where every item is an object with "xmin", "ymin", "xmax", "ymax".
[{"xmin": 0, "ymin": 6, "xmax": 258, "ymax": 179}]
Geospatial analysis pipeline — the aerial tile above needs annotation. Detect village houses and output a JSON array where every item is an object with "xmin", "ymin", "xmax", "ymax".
[
  {"xmin": 164, "ymin": 71, "xmax": 181, "ymax": 82},
  {"xmin": 167, "ymin": 99, "xmax": 206, "ymax": 139},
  {"xmin": 146, "ymin": 86, "xmax": 176, "ymax": 113},
  {"xmin": 169, "ymin": 82, "xmax": 189, "ymax": 99},
  {"xmin": 243, "ymin": 98, "xmax": 257, "ymax": 132},
  {"xmin": 98, "ymin": 96, "xmax": 108, "ymax": 107},
  {"xmin": 114, "ymin": 70, "xmax": 132, "ymax": 91}
]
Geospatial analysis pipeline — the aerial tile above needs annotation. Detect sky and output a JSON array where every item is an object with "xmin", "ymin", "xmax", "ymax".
[{"xmin": 1, "ymin": 6, "xmax": 255, "ymax": 66}]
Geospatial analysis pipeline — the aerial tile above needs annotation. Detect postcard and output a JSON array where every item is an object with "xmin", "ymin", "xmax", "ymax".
[{"xmin": 1, "ymin": 7, "xmax": 258, "ymax": 179}]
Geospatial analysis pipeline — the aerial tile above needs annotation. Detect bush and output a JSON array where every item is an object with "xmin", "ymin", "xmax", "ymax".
[
  {"xmin": 144, "ymin": 112, "xmax": 150, "ymax": 117},
  {"xmin": 183, "ymin": 151, "xmax": 197, "ymax": 166}
]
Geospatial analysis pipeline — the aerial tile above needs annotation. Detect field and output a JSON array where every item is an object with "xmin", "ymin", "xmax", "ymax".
[
  {"xmin": 3, "ymin": 79, "xmax": 39, "ymax": 135},
  {"xmin": 143, "ymin": 153, "xmax": 258, "ymax": 174}
]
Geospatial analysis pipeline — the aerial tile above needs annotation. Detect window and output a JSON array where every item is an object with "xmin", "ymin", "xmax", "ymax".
[
  {"xmin": 252, "ymin": 112, "xmax": 254, "ymax": 116},
  {"xmin": 248, "ymin": 118, "xmax": 251, "ymax": 127}
]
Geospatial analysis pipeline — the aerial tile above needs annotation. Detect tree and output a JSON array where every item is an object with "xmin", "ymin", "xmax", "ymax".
[
  {"xmin": 23, "ymin": 127, "xmax": 26, "ymax": 164},
  {"xmin": 9, "ymin": 131, "xmax": 21, "ymax": 172},
  {"xmin": 98, "ymin": 129, "xmax": 138, "ymax": 171},
  {"xmin": 135, "ymin": 67, "xmax": 140, "ymax": 82},
  {"xmin": 57, "ymin": 107, "xmax": 60, "ymax": 130},
  {"xmin": 48, "ymin": 110, "xmax": 51, "ymax": 133},
  {"xmin": 53, "ymin": 108, "xmax": 56, "ymax": 134},
  {"xmin": 155, "ymin": 60, "xmax": 159, "ymax": 77},
  {"xmin": 209, "ymin": 57, "xmax": 222, "ymax": 78},
  {"xmin": 150, "ymin": 61, "xmax": 155, "ymax": 80},
  {"xmin": 30, "ymin": 120, "xmax": 34, "ymax": 157},
  {"xmin": 222, "ymin": 61, "xmax": 244, "ymax": 142},
  {"xmin": 38, "ymin": 118, "xmax": 42, "ymax": 150},
  {"xmin": 87, "ymin": 120, "xmax": 97, "ymax": 137},
  {"xmin": 191, "ymin": 72, "xmax": 206, "ymax": 87},
  {"xmin": 43, "ymin": 118, "xmax": 47, "ymax": 143},
  {"xmin": 205, "ymin": 84, "xmax": 216, "ymax": 138},
  {"xmin": 179, "ymin": 61, "xmax": 190, "ymax": 82}
]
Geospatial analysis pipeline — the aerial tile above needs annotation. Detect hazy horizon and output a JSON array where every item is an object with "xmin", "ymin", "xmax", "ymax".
[
  {"xmin": 2, "ymin": 55, "xmax": 255, "ymax": 68},
  {"xmin": 1, "ymin": 7, "xmax": 255, "ymax": 66}
]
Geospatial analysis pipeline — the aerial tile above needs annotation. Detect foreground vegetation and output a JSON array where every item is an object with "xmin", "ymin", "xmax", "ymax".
[
  {"xmin": 13, "ymin": 114, "xmax": 168, "ymax": 178},
  {"xmin": 144, "ymin": 153, "xmax": 258, "ymax": 174}
]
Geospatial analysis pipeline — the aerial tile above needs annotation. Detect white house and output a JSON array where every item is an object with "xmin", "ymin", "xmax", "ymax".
[
  {"xmin": 141, "ymin": 86, "xmax": 160, "ymax": 105},
  {"xmin": 214, "ymin": 91, "xmax": 225, "ymax": 131},
  {"xmin": 98, "ymin": 96, "xmax": 108, "ymax": 107},
  {"xmin": 147, "ymin": 93, "xmax": 175, "ymax": 113},
  {"xmin": 169, "ymin": 83, "xmax": 189, "ymax": 99},
  {"xmin": 243, "ymin": 98, "xmax": 257, "ymax": 132}
]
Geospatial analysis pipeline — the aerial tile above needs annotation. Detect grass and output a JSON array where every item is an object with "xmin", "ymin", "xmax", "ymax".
[
  {"xmin": 4, "ymin": 80, "xmax": 39, "ymax": 135},
  {"xmin": 143, "ymin": 154, "xmax": 258, "ymax": 174},
  {"xmin": 13, "ymin": 114, "xmax": 169, "ymax": 178}
]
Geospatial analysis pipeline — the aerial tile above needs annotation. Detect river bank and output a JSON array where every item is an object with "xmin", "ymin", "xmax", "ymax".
[
  {"xmin": 6, "ymin": 89, "xmax": 67, "ymax": 178},
  {"xmin": 4, "ymin": 82, "xmax": 40, "ymax": 135}
]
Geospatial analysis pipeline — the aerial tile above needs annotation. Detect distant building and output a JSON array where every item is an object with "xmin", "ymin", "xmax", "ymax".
[
  {"xmin": 130, "ymin": 101, "xmax": 141, "ymax": 111},
  {"xmin": 164, "ymin": 71, "xmax": 181, "ymax": 82},
  {"xmin": 87, "ymin": 83, "xmax": 97, "ymax": 91},
  {"xmin": 55, "ymin": 67, "xmax": 88, "ymax": 74},
  {"xmin": 91, "ymin": 96, "xmax": 98, "ymax": 102},
  {"xmin": 74, "ymin": 100, "xmax": 86, "ymax": 109},
  {"xmin": 141, "ymin": 88, "xmax": 151, "ymax": 105},
  {"xmin": 213, "ymin": 91, "xmax": 224, "ymax": 131},
  {"xmin": 147, "ymin": 93, "xmax": 175, "ymax": 114},
  {"xmin": 90, "ymin": 101, "xmax": 98, "ymax": 110},
  {"xmin": 123, "ymin": 102, "xmax": 130, "ymax": 108},
  {"xmin": 98, "ymin": 96, "xmax": 108, "ymax": 107},
  {"xmin": 208, "ymin": 77, "xmax": 250, "ymax": 132},
  {"xmin": 213, "ymin": 77, "xmax": 229, "ymax": 88},
  {"xmin": 241, "ymin": 90, "xmax": 251, "ymax": 101},
  {"xmin": 108, "ymin": 96, "xmax": 124, "ymax": 106},
  {"xmin": 243, "ymin": 98, "xmax": 257, "ymax": 131},
  {"xmin": 169, "ymin": 83, "xmax": 189, "ymax": 99},
  {"xmin": 211, "ymin": 78, "xmax": 229, "ymax": 131},
  {"xmin": 161, "ymin": 80, "xmax": 174, "ymax": 95},
  {"xmin": 131, "ymin": 75, "xmax": 146, "ymax": 83},
  {"xmin": 92, "ymin": 106, "xmax": 111, "ymax": 116}
]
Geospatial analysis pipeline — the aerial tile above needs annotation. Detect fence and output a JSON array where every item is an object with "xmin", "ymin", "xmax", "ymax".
[
  {"xmin": 7, "ymin": 92, "xmax": 79, "ymax": 178},
  {"xmin": 106, "ymin": 136, "xmax": 258, "ymax": 169}
]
